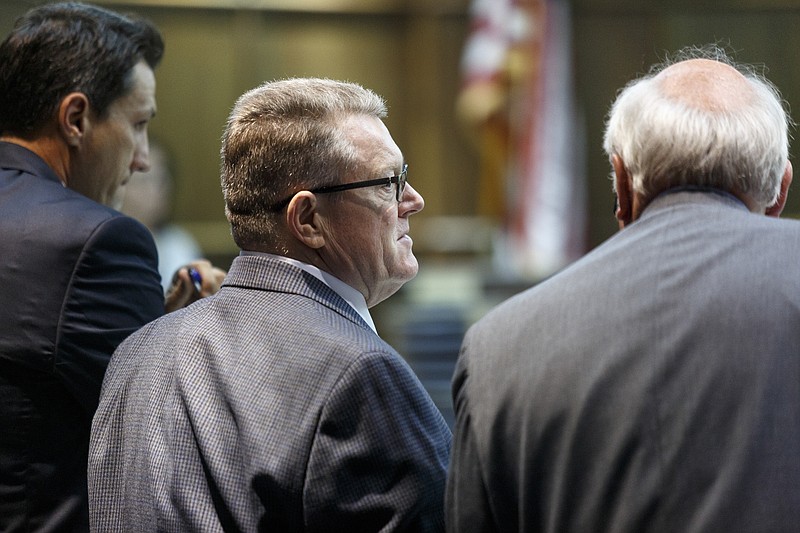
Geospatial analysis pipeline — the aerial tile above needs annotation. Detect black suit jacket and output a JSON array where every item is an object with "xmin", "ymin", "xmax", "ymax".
[{"xmin": 0, "ymin": 142, "xmax": 165, "ymax": 532}]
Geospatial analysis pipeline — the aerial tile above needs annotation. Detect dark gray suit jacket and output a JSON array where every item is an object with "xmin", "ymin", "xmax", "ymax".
[
  {"xmin": 89, "ymin": 254, "xmax": 452, "ymax": 532},
  {"xmin": 446, "ymin": 189, "xmax": 800, "ymax": 532}
]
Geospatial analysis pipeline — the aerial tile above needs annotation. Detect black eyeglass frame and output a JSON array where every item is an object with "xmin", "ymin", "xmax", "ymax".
[{"xmin": 268, "ymin": 164, "xmax": 408, "ymax": 211}]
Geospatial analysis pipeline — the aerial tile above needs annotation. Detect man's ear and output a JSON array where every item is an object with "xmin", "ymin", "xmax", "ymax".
[
  {"xmin": 765, "ymin": 160, "xmax": 793, "ymax": 218},
  {"xmin": 612, "ymin": 154, "xmax": 634, "ymax": 227},
  {"xmin": 286, "ymin": 191, "xmax": 326, "ymax": 249},
  {"xmin": 58, "ymin": 92, "xmax": 90, "ymax": 148}
]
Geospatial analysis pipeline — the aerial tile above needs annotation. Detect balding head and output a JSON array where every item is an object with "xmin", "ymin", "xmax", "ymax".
[
  {"xmin": 604, "ymin": 46, "xmax": 791, "ymax": 216},
  {"xmin": 656, "ymin": 58, "xmax": 755, "ymax": 114}
]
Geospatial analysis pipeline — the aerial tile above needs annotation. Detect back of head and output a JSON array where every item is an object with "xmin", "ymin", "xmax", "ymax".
[
  {"xmin": 604, "ymin": 45, "xmax": 791, "ymax": 212},
  {"xmin": 221, "ymin": 77, "xmax": 387, "ymax": 251},
  {"xmin": 0, "ymin": 1, "xmax": 164, "ymax": 136}
]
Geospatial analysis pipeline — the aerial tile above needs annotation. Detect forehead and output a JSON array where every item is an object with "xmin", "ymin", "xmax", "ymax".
[
  {"xmin": 111, "ymin": 61, "xmax": 157, "ymax": 116},
  {"xmin": 340, "ymin": 114, "xmax": 402, "ymax": 170}
]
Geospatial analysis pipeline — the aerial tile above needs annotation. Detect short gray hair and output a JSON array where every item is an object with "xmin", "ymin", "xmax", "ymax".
[
  {"xmin": 221, "ymin": 78, "xmax": 387, "ymax": 250},
  {"xmin": 603, "ymin": 45, "xmax": 792, "ymax": 211}
]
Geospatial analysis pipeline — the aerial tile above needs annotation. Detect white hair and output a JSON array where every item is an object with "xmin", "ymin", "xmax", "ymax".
[{"xmin": 603, "ymin": 47, "xmax": 792, "ymax": 212}]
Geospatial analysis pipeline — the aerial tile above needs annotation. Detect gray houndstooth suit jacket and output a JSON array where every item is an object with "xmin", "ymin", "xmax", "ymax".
[{"xmin": 89, "ymin": 254, "xmax": 452, "ymax": 532}]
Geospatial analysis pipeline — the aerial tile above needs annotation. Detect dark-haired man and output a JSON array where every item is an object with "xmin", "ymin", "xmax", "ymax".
[{"xmin": 0, "ymin": 3, "xmax": 223, "ymax": 530}]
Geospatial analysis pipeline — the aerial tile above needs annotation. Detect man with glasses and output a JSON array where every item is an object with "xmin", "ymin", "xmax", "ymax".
[{"xmin": 89, "ymin": 78, "xmax": 451, "ymax": 531}]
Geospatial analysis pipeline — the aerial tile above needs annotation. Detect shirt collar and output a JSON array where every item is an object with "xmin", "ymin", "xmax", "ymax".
[
  {"xmin": 655, "ymin": 185, "xmax": 746, "ymax": 207},
  {"xmin": 239, "ymin": 251, "xmax": 377, "ymax": 334}
]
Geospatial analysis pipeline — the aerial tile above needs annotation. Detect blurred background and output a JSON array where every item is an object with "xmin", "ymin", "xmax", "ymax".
[{"xmin": 4, "ymin": 0, "xmax": 800, "ymax": 425}]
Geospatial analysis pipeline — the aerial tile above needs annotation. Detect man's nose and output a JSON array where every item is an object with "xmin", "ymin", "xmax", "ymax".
[{"xmin": 400, "ymin": 183, "xmax": 424, "ymax": 216}]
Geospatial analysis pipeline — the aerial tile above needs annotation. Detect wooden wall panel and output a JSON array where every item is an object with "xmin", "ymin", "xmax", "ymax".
[
  {"xmin": 5, "ymin": 0, "xmax": 800, "ymax": 258},
  {"xmin": 574, "ymin": 3, "xmax": 800, "ymax": 246}
]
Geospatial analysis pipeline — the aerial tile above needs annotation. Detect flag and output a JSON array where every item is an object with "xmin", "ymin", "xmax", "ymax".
[{"xmin": 458, "ymin": 0, "xmax": 586, "ymax": 280}]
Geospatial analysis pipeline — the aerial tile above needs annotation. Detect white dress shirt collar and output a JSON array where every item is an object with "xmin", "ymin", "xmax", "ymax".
[{"xmin": 240, "ymin": 251, "xmax": 377, "ymax": 334}]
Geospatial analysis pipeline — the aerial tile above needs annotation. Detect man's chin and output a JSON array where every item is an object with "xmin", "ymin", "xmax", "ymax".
[
  {"xmin": 399, "ymin": 260, "xmax": 419, "ymax": 284},
  {"xmin": 369, "ymin": 261, "xmax": 419, "ymax": 307}
]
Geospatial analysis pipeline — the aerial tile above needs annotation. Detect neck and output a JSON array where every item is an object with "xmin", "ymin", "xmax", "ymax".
[{"xmin": 0, "ymin": 134, "xmax": 69, "ymax": 186}]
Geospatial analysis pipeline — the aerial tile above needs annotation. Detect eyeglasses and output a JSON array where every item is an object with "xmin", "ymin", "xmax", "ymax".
[{"xmin": 268, "ymin": 164, "xmax": 408, "ymax": 211}]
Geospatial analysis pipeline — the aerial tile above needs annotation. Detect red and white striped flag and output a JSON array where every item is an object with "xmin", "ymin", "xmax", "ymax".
[{"xmin": 459, "ymin": 0, "xmax": 586, "ymax": 280}]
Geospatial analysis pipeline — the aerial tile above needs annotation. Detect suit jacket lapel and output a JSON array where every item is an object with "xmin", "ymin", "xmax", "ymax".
[{"xmin": 221, "ymin": 254, "xmax": 373, "ymax": 333}]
